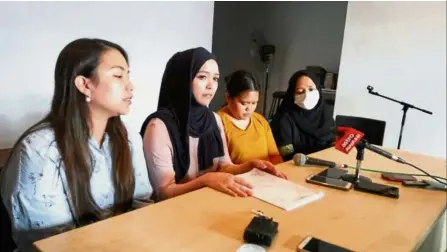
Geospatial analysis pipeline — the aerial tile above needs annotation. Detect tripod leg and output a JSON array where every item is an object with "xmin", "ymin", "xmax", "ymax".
[
  {"xmin": 398, "ymin": 106, "xmax": 409, "ymax": 149},
  {"xmin": 262, "ymin": 68, "xmax": 270, "ymax": 117}
]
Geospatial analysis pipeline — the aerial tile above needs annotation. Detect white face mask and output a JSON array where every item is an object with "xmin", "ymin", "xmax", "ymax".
[{"xmin": 294, "ymin": 90, "xmax": 320, "ymax": 110}]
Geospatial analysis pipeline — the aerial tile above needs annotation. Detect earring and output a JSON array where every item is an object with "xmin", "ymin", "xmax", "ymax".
[{"xmin": 86, "ymin": 96, "xmax": 91, "ymax": 103}]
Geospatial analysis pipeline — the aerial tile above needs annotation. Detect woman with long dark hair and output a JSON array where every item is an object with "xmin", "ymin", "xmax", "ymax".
[
  {"xmin": 270, "ymin": 70, "xmax": 335, "ymax": 161},
  {"xmin": 141, "ymin": 47, "xmax": 286, "ymax": 201},
  {"xmin": 0, "ymin": 38, "xmax": 153, "ymax": 250}
]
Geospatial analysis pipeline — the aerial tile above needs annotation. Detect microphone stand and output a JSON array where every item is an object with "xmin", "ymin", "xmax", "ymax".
[
  {"xmin": 366, "ymin": 86, "xmax": 433, "ymax": 149},
  {"xmin": 341, "ymin": 141, "xmax": 372, "ymax": 184}
]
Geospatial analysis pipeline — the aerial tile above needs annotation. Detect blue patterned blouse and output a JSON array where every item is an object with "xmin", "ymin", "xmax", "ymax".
[{"xmin": 0, "ymin": 125, "xmax": 153, "ymax": 251}]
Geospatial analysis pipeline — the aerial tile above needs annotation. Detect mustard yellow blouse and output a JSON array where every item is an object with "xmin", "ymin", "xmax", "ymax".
[{"xmin": 217, "ymin": 107, "xmax": 283, "ymax": 165}]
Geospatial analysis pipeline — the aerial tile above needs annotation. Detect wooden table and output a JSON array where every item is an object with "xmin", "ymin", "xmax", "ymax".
[{"xmin": 34, "ymin": 147, "xmax": 446, "ymax": 252}]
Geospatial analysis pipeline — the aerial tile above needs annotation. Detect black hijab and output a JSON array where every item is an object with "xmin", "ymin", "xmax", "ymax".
[
  {"xmin": 140, "ymin": 47, "xmax": 224, "ymax": 182},
  {"xmin": 276, "ymin": 70, "xmax": 334, "ymax": 142}
]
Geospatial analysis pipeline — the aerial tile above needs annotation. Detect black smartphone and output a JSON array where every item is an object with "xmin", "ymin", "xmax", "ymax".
[
  {"xmin": 297, "ymin": 236, "xmax": 353, "ymax": 252},
  {"xmin": 381, "ymin": 173, "xmax": 416, "ymax": 182},
  {"xmin": 402, "ymin": 180, "xmax": 429, "ymax": 187},
  {"xmin": 354, "ymin": 181, "xmax": 399, "ymax": 198},
  {"xmin": 306, "ymin": 175, "xmax": 352, "ymax": 191},
  {"xmin": 317, "ymin": 168, "xmax": 348, "ymax": 179}
]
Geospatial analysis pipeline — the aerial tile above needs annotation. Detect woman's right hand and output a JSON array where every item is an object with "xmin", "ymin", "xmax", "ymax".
[{"xmin": 201, "ymin": 172, "xmax": 253, "ymax": 197}]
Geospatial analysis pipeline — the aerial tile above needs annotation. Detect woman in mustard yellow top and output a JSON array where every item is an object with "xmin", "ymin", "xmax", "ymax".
[{"xmin": 217, "ymin": 70, "xmax": 283, "ymax": 165}]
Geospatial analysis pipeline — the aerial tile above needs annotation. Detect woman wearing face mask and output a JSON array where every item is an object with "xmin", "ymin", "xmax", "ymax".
[
  {"xmin": 0, "ymin": 38, "xmax": 153, "ymax": 251},
  {"xmin": 141, "ymin": 48, "xmax": 286, "ymax": 201},
  {"xmin": 270, "ymin": 70, "xmax": 335, "ymax": 161},
  {"xmin": 217, "ymin": 70, "xmax": 283, "ymax": 165}
]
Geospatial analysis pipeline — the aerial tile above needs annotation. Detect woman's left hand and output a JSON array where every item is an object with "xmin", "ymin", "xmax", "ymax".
[{"xmin": 248, "ymin": 160, "xmax": 288, "ymax": 180}]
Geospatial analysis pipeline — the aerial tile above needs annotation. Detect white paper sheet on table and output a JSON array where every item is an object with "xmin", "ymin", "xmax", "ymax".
[{"xmin": 237, "ymin": 168, "xmax": 324, "ymax": 211}]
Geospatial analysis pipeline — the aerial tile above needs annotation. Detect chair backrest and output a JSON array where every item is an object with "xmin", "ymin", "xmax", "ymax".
[
  {"xmin": 0, "ymin": 148, "xmax": 11, "ymax": 168},
  {"xmin": 335, "ymin": 115, "xmax": 386, "ymax": 146},
  {"xmin": 268, "ymin": 91, "xmax": 286, "ymax": 120},
  {"xmin": 0, "ymin": 149, "xmax": 17, "ymax": 252},
  {"xmin": 1, "ymin": 194, "xmax": 16, "ymax": 252}
]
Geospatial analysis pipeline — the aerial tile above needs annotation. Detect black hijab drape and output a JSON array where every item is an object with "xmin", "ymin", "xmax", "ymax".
[
  {"xmin": 140, "ymin": 47, "xmax": 224, "ymax": 182},
  {"xmin": 276, "ymin": 70, "xmax": 334, "ymax": 142}
]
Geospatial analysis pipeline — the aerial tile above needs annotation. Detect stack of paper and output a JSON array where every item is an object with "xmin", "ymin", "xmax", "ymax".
[{"xmin": 237, "ymin": 169, "xmax": 324, "ymax": 211}]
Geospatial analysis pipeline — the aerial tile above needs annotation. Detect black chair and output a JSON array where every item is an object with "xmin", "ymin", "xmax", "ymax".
[
  {"xmin": 335, "ymin": 115, "xmax": 386, "ymax": 146},
  {"xmin": 1, "ymin": 149, "xmax": 17, "ymax": 252},
  {"xmin": 268, "ymin": 91, "xmax": 286, "ymax": 120},
  {"xmin": 1, "ymin": 193, "xmax": 16, "ymax": 252}
]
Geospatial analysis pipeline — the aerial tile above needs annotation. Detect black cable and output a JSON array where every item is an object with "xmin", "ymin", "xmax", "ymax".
[
  {"xmin": 403, "ymin": 174, "xmax": 446, "ymax": 181},
  {"xmin": 346, "ymin": 166, "xmax": 447, "ymax": 182},
  {"xmin": 404, "ymin": 162, "xmax": 447, "ymax": 186}
]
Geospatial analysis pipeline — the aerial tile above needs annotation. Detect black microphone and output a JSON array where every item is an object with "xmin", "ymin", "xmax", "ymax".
[
  {"xmin": 293, "ymin": 153, "xmax": 347, "ymax": 168},
  {"xmin": 364, "ymin": 143, "xmax": 406, "ymax": 164}
]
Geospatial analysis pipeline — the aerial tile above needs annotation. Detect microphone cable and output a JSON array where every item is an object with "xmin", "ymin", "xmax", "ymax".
[
  {"xmin": 403, "ymin": 162, "xmax": 447, "ymax": 186},
  {"xmin": 344, "ymin": 165, "xmax": 447, "ymax": 186}
]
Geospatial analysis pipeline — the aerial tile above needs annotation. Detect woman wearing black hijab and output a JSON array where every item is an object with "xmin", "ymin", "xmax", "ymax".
[
  {"xmin": 141, "ymin": 47, "xmax": 286, "ymax": 201},
  {"xmin": 270, "ymin": 70, "xmax": 335, "ymax": 161}
]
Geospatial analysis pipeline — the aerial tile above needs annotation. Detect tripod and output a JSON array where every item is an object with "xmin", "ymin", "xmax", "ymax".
[
  {"xmin": 366, "ymin": 86, "xmax": 433, "ymax": 149},
  {"xmin": 259, "ymin": 45, "xmax": 275, "ymax": 117}
]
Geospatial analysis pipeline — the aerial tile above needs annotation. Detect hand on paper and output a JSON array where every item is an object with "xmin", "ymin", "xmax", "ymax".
[
  {"xmin": 202, "ymin": 172, "xmax": 253, "ymax": 197},
  {"xmin": 248, "ymin": 160, "xmax": 288, "ymax": 180}
]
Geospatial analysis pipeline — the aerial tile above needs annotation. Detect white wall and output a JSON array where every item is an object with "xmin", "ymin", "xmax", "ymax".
[
  {"xmin": 334, "ymin": 1, "xmax": 446, "ymax": 158},
  {"xmin": 0, "ymin": 1, "xmax": 214, "ymax": 148},
  {"xmin": 210, "ymin": 2, "xmax": 347, "ymax": 113}
]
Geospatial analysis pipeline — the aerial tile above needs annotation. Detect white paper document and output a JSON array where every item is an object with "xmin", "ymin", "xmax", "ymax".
[{"xmin": 237, "ymin": 169, "xmax": 324, "ymax": 211}]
